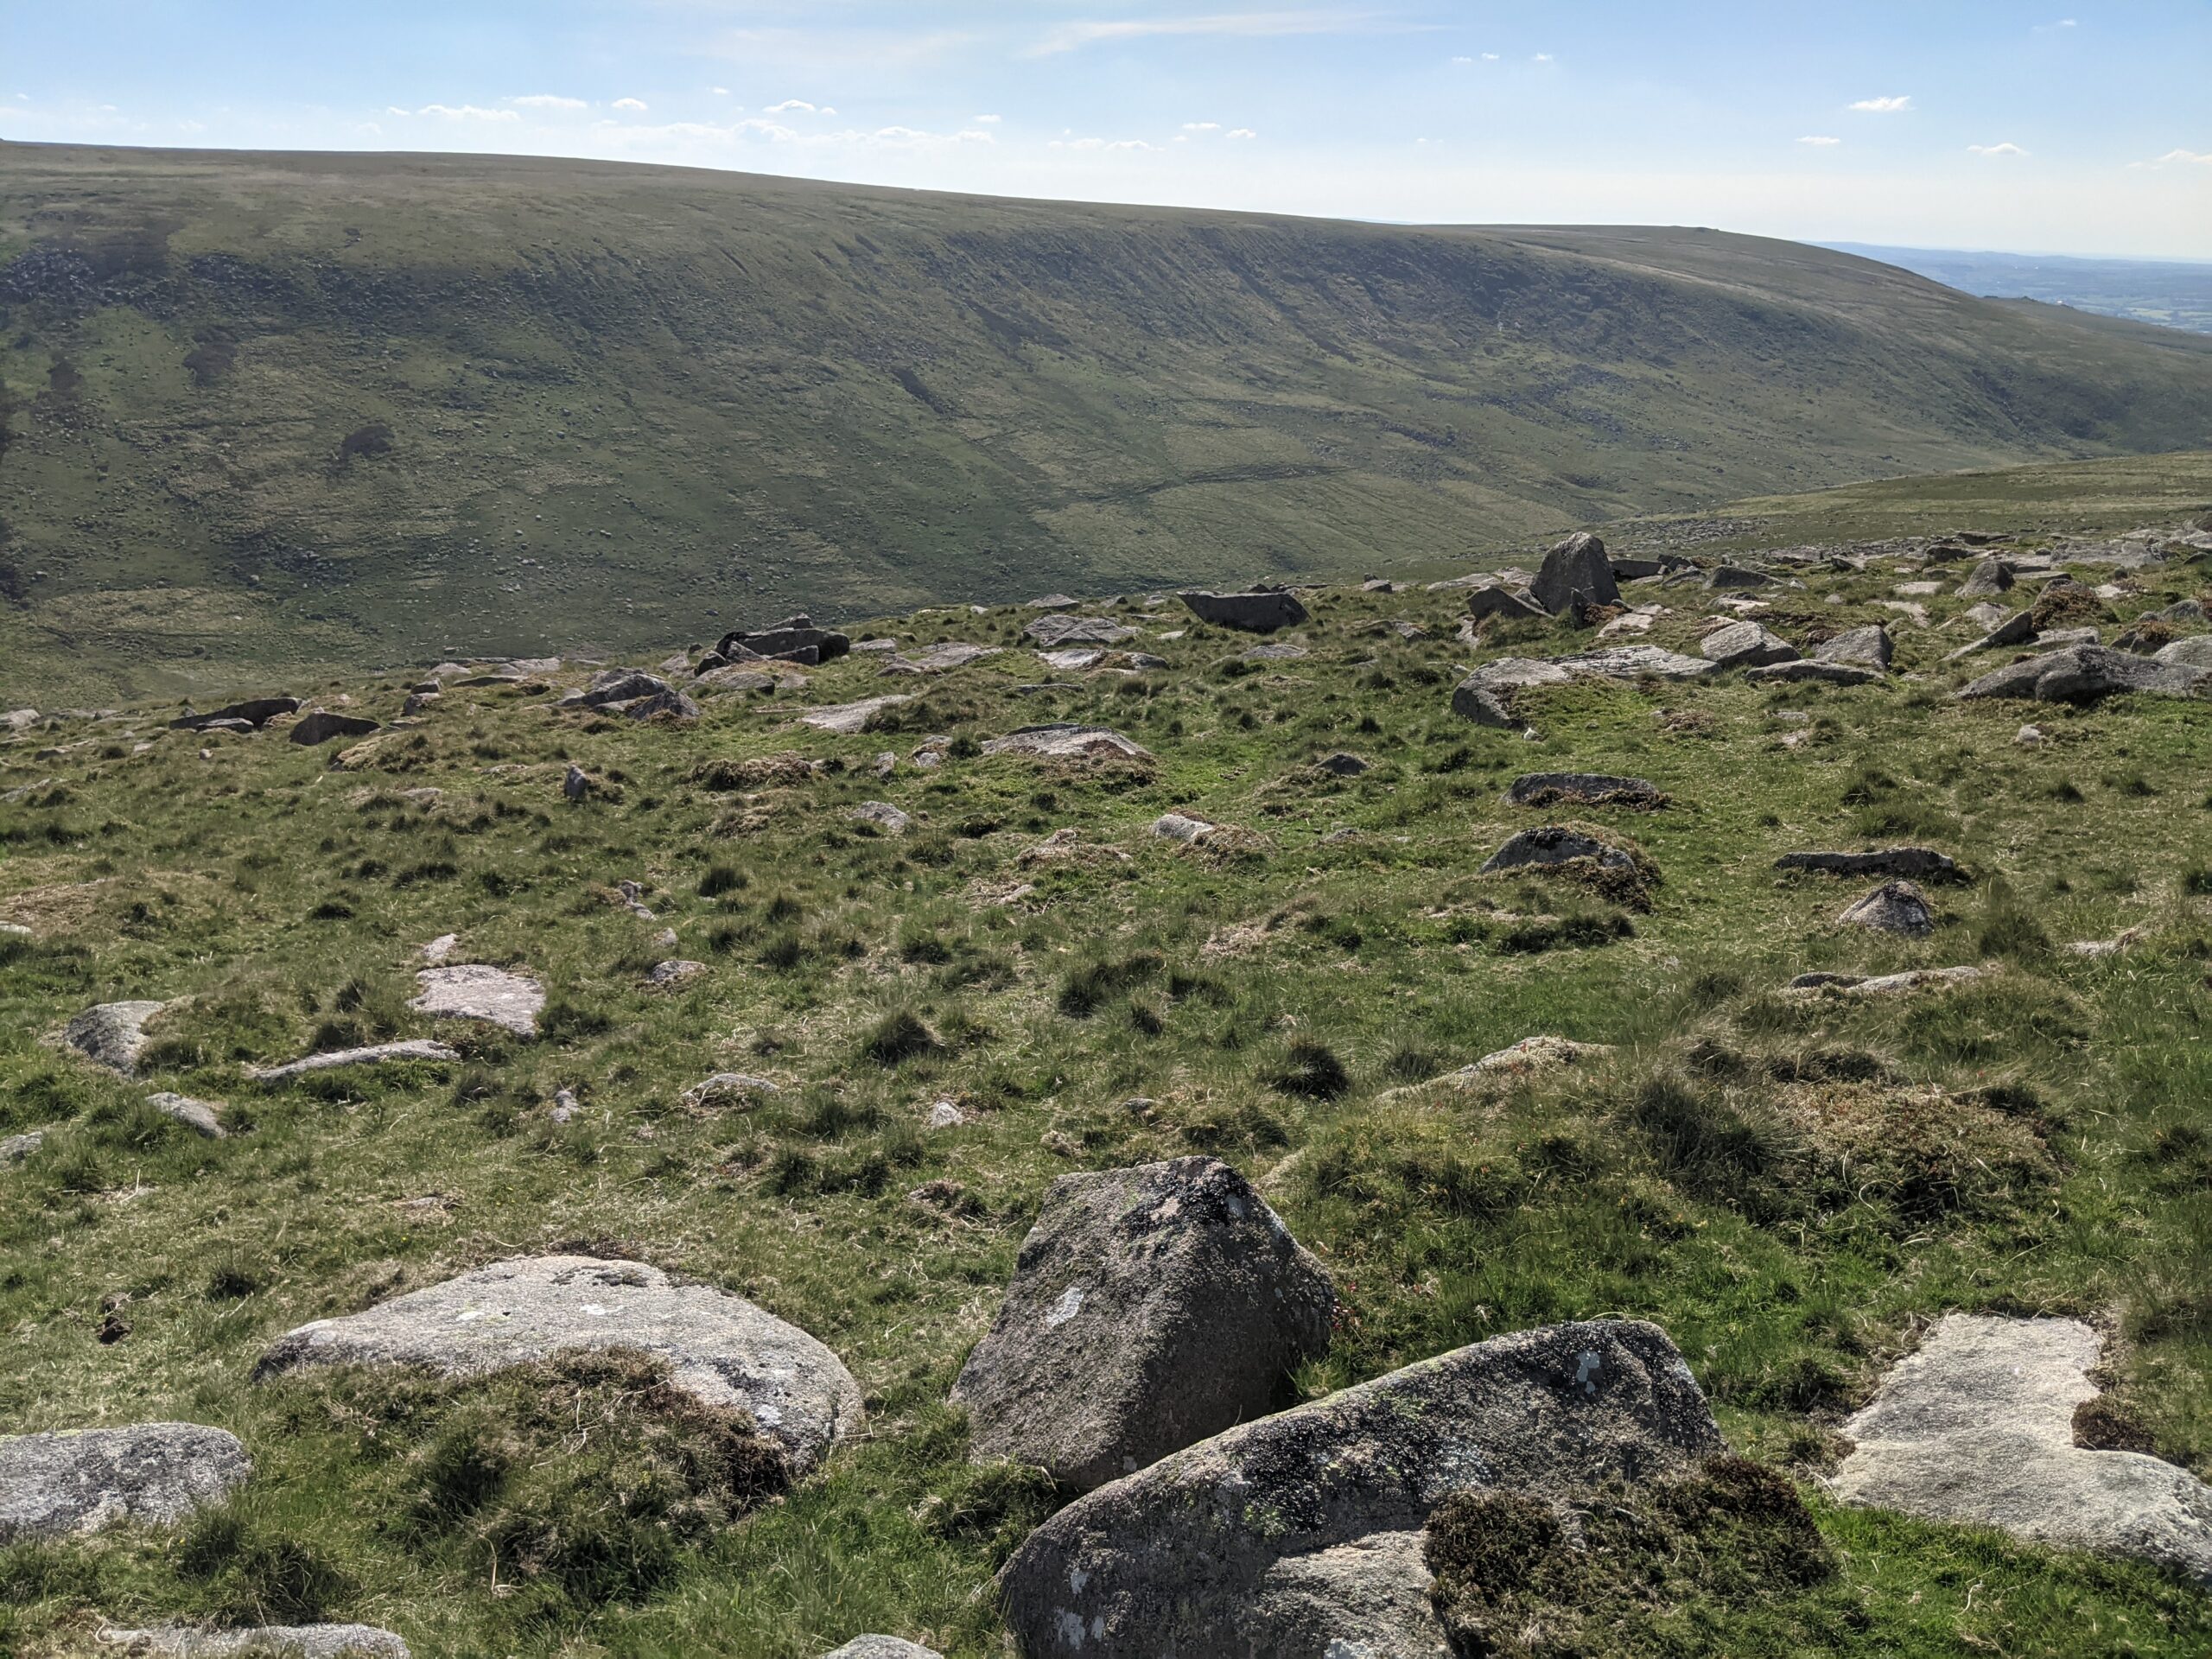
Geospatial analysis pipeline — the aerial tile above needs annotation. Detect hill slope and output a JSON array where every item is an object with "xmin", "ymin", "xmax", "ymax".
[{"xmin": 4, "ymin": 143, "xmax": 2212, "ymax": 701}]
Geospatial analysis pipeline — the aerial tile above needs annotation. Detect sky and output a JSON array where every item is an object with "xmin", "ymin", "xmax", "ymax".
[{"xmin": 3, "ymin": 2, "xmax": 2210, "ymax": 258}]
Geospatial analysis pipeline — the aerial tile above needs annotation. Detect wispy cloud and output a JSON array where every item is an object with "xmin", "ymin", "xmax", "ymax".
[
  {"xmin": 973, "ymin": 113, "xmax": 1001, "ymax": 124},
  {"xmin": 510, "ymin": 93, "xmax": 586, "ymax": 111},
  {"xmin": 611, "ymin": 97, "xmax": 648, "ymax": 112},
  {"xmin": 417, "ymin": 104, "xmax": 518, "ymax": 122},
  {"xmin": 766, "ymin": 99, "xmax": 837, "ymax": 115},
  {"xmin": 1967, "ymin": 141, "xmax": 2029, "ymax": 157},
  {"xmin": 1182, "ymin": 121, "xmax": 1221, "ymax": 131},
  {"xmin": 1031, "ymin": 10, "xmax": 1382, "ymax": 56},
  {"xmin": 1227, "ymin": 127, "xmax": 1257, "ymax": 139},
  {"xmin": 2138, "ymin": 147, "xmax": 2212, "ymax": 167},
  {"xmin": 1451, "ymin": 53, "xmax": 1501, "ymax": 64},
  {"xmin": 1798, "ymin": 135, "xmax": 1841, "ymax": 147},
  {"xmin": 1531, "ymin": 52, "xmax": 1554, "ymax": 62},
  {"xmin": 1849, "ymin": 94, "xmax": 1912, "ymax": 112}
]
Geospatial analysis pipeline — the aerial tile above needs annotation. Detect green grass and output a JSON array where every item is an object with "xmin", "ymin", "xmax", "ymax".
[
  {"xmin": 6, "ymin": 464, "xmax": 2212, "ymax": 1653},
  {"xmin": 5, "ymin": 147, "xmax": 2212, "ymax": 703}
]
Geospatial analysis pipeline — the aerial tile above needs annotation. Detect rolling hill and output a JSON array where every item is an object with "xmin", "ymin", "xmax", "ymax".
[{"xmin": 4, "ymin": 143, "xmax": 2212, "ymax": 702}]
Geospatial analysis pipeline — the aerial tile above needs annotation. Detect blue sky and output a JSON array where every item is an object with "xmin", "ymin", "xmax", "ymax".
[{"xmin": 4, "ymin": 3, "xmax": 2209, "ymax": 257}]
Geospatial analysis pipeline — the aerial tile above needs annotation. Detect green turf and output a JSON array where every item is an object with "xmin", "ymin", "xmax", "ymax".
[
  {"xmin": 4, "ymin": 458, "xmax": 2212, "ymax": 1654},
  {"xmin": 5, "ymin": 145, "xmax": 2212, "ymax": 705}
]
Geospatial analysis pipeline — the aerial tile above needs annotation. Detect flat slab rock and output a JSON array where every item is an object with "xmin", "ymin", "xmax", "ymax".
[
  {"xmin": 64, "ymin": 1000, "xmax": 168, "ymax": 1076},
  {"xmin": 1179, "ymin": 588, "xmax": 1309, "ymax": 632},
  {"xmin": 799, "ymin": 695, "xmax": 917, "ymax": 734},
  {"xmin": 1505, "ymin": 772, "xmax": 1665, "ymax": 809},
  {"xmin": 103, "ymin": 1626, "xmax": 409, "ymax": 1657},
  {"xmin": 1786, "ymin": 965, "xmax": 1984, "ymax": 997},
  {"xmin": 1481, "ymin": 825, "xmax": 1642, "ymax": 878},
  {"xmin": 981, "ymin": 724, "xmax": 1149, "ymax": 761},
  {"xmin": 951, "ymin": 1157, "xmax": 1334, "ymax": 1492},
  {"xmin": 254, "ymin": 1255, "xmax": 861, "ymax": 1475},
  {"xmin": 409, "ymin": 964, "xmax": 544, "ymax": 1037},
  {"xmin": 1834, "ymin": 1314, "xmax": 2212, "ymax": 1582},
  {"xmin": 1959, "ymin": 644, "xmax": 2211, "ymax": 702},
  {"xmin": 249, "ymin": 1040, "xmax": 461, "ymax": 1084},
  {"xmin": 818, "ymin": 1639, "xmax": 943, "ymax": 1659},
  {"xmin": 0, "ymin": 1423, "xmax": 251, "ymax": 1541},
  {"xmin": 1778, "ymin": 848, "xmax": 1960, "ymax": 881},
  {"xmin": 998, "ymin": 1319, "xmax": 1722, "ymax": 1657}
]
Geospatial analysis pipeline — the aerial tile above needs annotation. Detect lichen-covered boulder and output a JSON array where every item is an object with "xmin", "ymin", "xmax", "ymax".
[
  {"xmin": 1530, "ymin": 531, "xmax": 1618, "ymax": 616},
  {"xmin": 952, "ymin": 1157, "xmax": 1332, "ymax": 1493},
  {"xmin": 998, "ymin": 1319, "xmax": 1722, "ymax": 1657},
  {"xmin": 1959, "ymin": 644, "xmax": 2210, "ymax": 702},
  {"xmin": 0, "ymin": 1423, "xmax": 251, "ymax": 1541},
  {"xmin": 103, "ymin": 1626, "xmax": 410, "ymax": 1657},
  {"xmin": 1179, "ymin": 589, "xmax": 1309, "ymax": 632},
  {"xmin": 63, "ymin": 1000, "xmax": 168, "ymax": 1076},
  {"xmin": 1838, "ymin": 880, "xmax": 1936, "ymax": 937}
]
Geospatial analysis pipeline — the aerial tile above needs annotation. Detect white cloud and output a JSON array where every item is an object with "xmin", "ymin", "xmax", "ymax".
[
  {"xmin": 974, "ymin": 113, "xmax": 1001, "ymax": 123},
  {"xmin": 711, "ymin": 86, "xmax": 731, "ymax": 97},
  {"xmin": 178, "ymin": 118, "xmax": 206, "ymax": 133},
  {"xmin": 1798, "ymin": 135, "xmax": 1840, "ymax": 147},
  {"xmin": 1227, "ymin": 127, "xmax": 1257, "ymax": 139},
  {"xmin": 767, "ymin": 99, "xmax": 817, "ymax": 113},
  {"xmin": 1182, "ymin": 121, "xmax": 1220, "ymax": 131},
  {"xmin": 611, "ymin": 97, "xmax": 648, "ymax": 111},
  {"xmin": 1033, "ymin": 10, "xmax": 1382, "ymax": 56},
  {"xmin": 2142, "ymin": 148, "xmax": 2212, "ymax": 167},
  {"xmin": 1849, "ymin": 95, "xmax": 1912, "ymax": 112},
  {"xmin": 510, "ymin": 94, "xmax": 587, "ymax": 111},
  {"xmin": 418, "ymin": 104, "xmax": 518, "ymax": 122},
  {"xmin": 1532, "ymin": 53, "xmax": 1554, "ymax": 62},
  {"xmin": 1968, "ymin": 141, "xmax": 2029, "ymax": 157},
  {"xmin": 385, "ymin": 106, "xmax": 410, "ymax": 117}
]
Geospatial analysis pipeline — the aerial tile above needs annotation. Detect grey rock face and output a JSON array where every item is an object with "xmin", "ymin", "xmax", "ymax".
[
  {"xmin": 1700, "ymin": 620, "xmax": 1799, "ymax": 669},
  {"xmin": 1834, "ymin": 1314, "xmax": 2212, "ymax": 1583},
  {"xmin": 1958, "ymin": 644, "xmax": 2212, "ymax": 702},
  {"xmin": 799, "ymin": 695, "xmax": 918, "ymax": 734},
  {"xmin": 1241, "ymin": 640, "xmax": 1309, "ymax": 662},
  {"xmin": 819, "ymin": 1640, "xmax": 943, "ymax": 1659},
  {"xmin": 681, "ymin": 1073, "xmax": 780, "ymax": 1109},
  {"xmin": 562, "ymin": 765, "xmax": 591, "ymax": 802},
  {"xmin": 560, "ymin": 669, "xmax": 673, "ymax": 709},
  {"xmin": 980, "ymin": 724, "xmax": 1149, "ymax": 761},
  {"xmin": 1314, "ymin": 752, "xmax": 1370, "ymax": 776},
  {"xmin": 249, "ymin": 1040, "xmax": 460, "ymax": 1084},
  {"xmin": 0, "ymin": 1423, "xmax": 251, "ymax": 1541},
  {"xmin": 1838, "ymin": 880, "xmax": 1936, "ymax": 936},
  {"xmin": 715, "ymin": 616, "xmax": 851, "ymax": 665},
  {"xmin": 1464, "ymin": 583, "xmax": 1547, "ymax": 621},
  {"xmin": 1813, "ymin": 625, "xmax": 1895, "ymax": 668},
  {"xmin": 409, "ymin": 964, "xmax": 544, "ymax": 1037},
  {"xmin": 1948, "ymin": 609, "xmax": 2038, "ymax": 659},
  {"xmin": 1530, "ymin": 531, "xmax": 1618, "ymax": 616},
  {"xmin": 951, "ymin": 1157, "xmax": 1334, "ymax": 1493},
  {"xmin": 1505, "ymin": 772, "xmax": 1664, "ymax": 810},
  {"xmin": 611, "ymin": 688, "xmax": 702, "ymax": 722},
  {"xmin": 2, "ymin": 1129, "xmax": 46, "ymax": 1164},
  {"xmin": 884, "ymin": 642, "xmax": 1000, "ymax": 675},
  {"xmin": 1548, "ymin": 645, "xmax": 1713, "ymax": 680},
  {"xmin": 1179, "ymin": 589, "xmax": 1310, "ymax": 633},
  {"xmin": 1151, "ymin": 812, "xmax": 1217, "ymax": 844},
  {"xmin": 1958, "ymin": 559, "xmax": 2016, "ymax": 598},
  {"xmin": 1449, "ymin": 657, "xmax": 1571, "ymax": 727},
  {"xmin": 146, "ymin": 1092, "xmax": 225, "ymax": 1138},
  {"xmin": 289, "ymin": 711, "xmax": 380, "ymax": 747},
  {"xmin": 64, "ymin": 1001, "xmax": 168, "ymax": 1075},
  {"xmin": 1703, "ymin": 563, "xmax": 1773, "ymax": 589},
  {"xmin": 104, "ymin": 1625, "xmax": 410, "ymax": 1657},
  {"xmin": 169, "ymin": 697, "xmax": 302, "ymax": 733},
  {"xmin": 2153, "ymin": 635, "xmax": 2212, "ymax": 669},
  {"xmin": 256, "ymin": 1255, "xmax": 861, "ymax": 1474},
  {"xmin": 1745, "ymin": 660, "xmax": 1881, "ymax": 685},
  {"xmin": 1777, "ymin": 848, "xmax": 1960, "ymax": 881},
  {"xmin": 998, "ymin": 1319, "xmax": 1722, "ymax": 1657},
  {"xmin": 646, "ymin": 959, "xmax": 706, "ymax": 987},
  {"xmin": 852, "ymin": 801, "xmax": 911, "ymax": 834},
  {"xmin": 1786, "ymin": 965, "xmax": 1984, "ymax": 996},
  {"xmin": 1023, "ymin": 613, "xmax": 1138, "ymax": 647},
  {"xmin": 1481, "ymin": 826, "xmax": 1640, "ymax": 879}
]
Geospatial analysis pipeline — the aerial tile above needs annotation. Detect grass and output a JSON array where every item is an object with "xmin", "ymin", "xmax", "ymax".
[
  {"xmin": 5, "ymin": 146, "xmax": 2212, "ymax": 703},
  {"xmin": 4, "ymin": 461, "xmax": 2212, "ymax": 1652}
]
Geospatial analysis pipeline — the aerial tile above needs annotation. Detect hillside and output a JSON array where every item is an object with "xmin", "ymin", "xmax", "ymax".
[
  {"xmin": 6, "ymin": 462, "xmax": 2212, "ymax": 1656},
  {"xmin": 6, "ymin": 144, "xmax": 2212, "ymax": 703}
]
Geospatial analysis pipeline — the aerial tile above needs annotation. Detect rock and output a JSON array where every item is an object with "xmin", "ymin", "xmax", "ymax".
[
  {"xmin": 852, "ymin": 801, "xmax": 911, "ymax": 835},
  {"xmin": 1126, "ymin": 652, "xmax": 1171, "ymax": 671},
  {"xmin": 1029, "ymin": 594, "xmax": 1079, "ymax": 610},
  {"xmin": 1549, "ymin": 644, "xmax": 1713, "ymax": 680},
  {"xmin": 3, "ymin": 1130, "xmax": 46, "ymax": 1164},
  {"xmin": 1813, "ymin": 625, "xmax": 1895, "ymax": 668},
  {"xmin": 289, "ymin": 711, "xmax": 380, "ymax": 747},
  {"xmin": 981, "ymin": 724, "xmax": 1149, "ymax": 761},
  {"xmin": 255, "ymin": 1255, "xmax": 861, "ymax": 1475},
  {"xmin": 998, "ymin": 1319, "xmax": 1723, "ymax": 1656},
  {"xmin": 1151, "ymin": 812, "xmax": 1216, "ymax": 844},
  {"xmin": 64, "ymin": 1001, "xmax": 168, "ymax": 1076},
  {"xmin": 616, "ymin": 880, "xmax": 655, "ymax": 918},
  {"xmin": 3, "ymin": 708, "xmax": 40, "ymax": 731},
  {"xmin": 646, "ymin": 959, "xmax": 707, "ymax": 987},
  {"xmin": 798, "ymin": 695, "xmax": 917, "ymax": 734},
  {"xmin": 2147, "ymin": 599, "xmax": 2208, "ymax": 626},
  {"xmin": 680, "ymin": 1073, "xmax": 780, "ymax": 1110},
  {"xmin": 1179, "ymin": 588, "xmax": 1309, "ymax": 632},
  {"xmin": 410, "ymin": 964, "xmax": 544, "ymax": 1037},
  {"xmin": 691, "ymin": 666, "xmax": 782, "ymax": 695},
  {"xmin": 886, "ymin": 642, "xmax": 999, "ymax": 674},
  {"xmin": 609, "ymin": 688, "xmax": 701, "ymax": 722},
  {"xmin": 1481, "ymin": 825, "xmax": 1643, "ymax": 880},
  {"xmin": 715, "ymin": 617, "xmax": 850, "ymax": 665},
  {"xmin": 1464, "ymin": 583, "xmax": 1547, "ymax": 621},
  {"xmin": 558, "ymin": 668, "xmax": 674, "ymax": 709},
  {"xmin": 1035, "ymin": 647, "xmax": 1103, "ymax": 671},
  {"xmin": 249, "ymin": 1040, "xmax": 461, "ymax": 1084},
  {"xmin": 1449, "ymin": 658, "xmax": 1571, "ymax": 727},
  {"xmin": 1786, "ymin": 965, "xmax": 1984, "ymax": 996},
  {"xmin": 168, "ymin": 697, "xmax": 301, "ymax": 733},
  {"xmin": 1395, "ymin": 1037, "xmax": 1615, "ymax": 1096},
  {"xmin": 146, "ymin": 1093, "xmax": 224, "ymax": 1138},
  {"xmin": 1314, "ymin": 752, "xmax": 1370, "ymax": 776},
  {"xmin": 1777, "ymin": 848, "xmax": 1961, "ymax": 881},
  {"xmin": 1024, "ymin": 613, "xmax": 1137, "ymax": 647},
  {"xmin": 1704, "ymin": 563, "xmax": 1773, "ymax": 590},
  {"xmin": 925, "ymin": 1101, "xmax": 964, "ymax": 1130},
  {"xmin": 951, "ymin": 1157, "xmax": 1334, "ymax": 1493},
  {"xmin": 2152, "ymin": 635, "xmax": 2212, "ymax": 669},
  {"xmin": 819, "ymin": 1640, "xmax": 942, "ymax": 1659},
  {"xmin": 1505, "ymin": 772, "xmax": 1665, "ymax": 810},
  {"xmin": 0, "ymin": 1423, "xmax": 251, "ymax": 1541},
  {"xmin": 1241, "ymin": 641, "xmax": 1308, "ymax": 662},
  {"xmin": 2069, "ymin": 925, "xmax": 2150, "ymax": 959},
  {"xmin": 549, "ymin": 1089, "xmax": 582, "ymax": 1124},
  {"xmin": 1834, "ymin": 1313, "xmax": 2212, "ymax": 1582},
  {"xmin": 1959, "ymin": 644, "xmax": 2212, "ymax": 702},
  {"xmin": 421, "ymin": 932, "xmax": 458, "ymax": 964},
  {"xmin": 400, "ymin": 693, "xmax": 440, "ymax": 717},
  {"xmin": 101, "ymin": 1626, "xmax": 410, "ymax": 1656},
  {"xmin": 2016, "ymin": 723, "xmax": 2045, "ymax": 746},
  {"xmin": 1745, "ymin": 660, "xmax": 1881, "ymax": 685},
  {"xmin": 1958, "ymin": 559, "xmax": 2016, "ymax": 598},
  {"xmin": 1530, "ymin": 531, "xmax": 1618, "ymax": 616},
  {"xmin": 1838, "ymin": 880, "xmax": 1936, "ymax": 936},
  {"xmin": 1948, "ymin": 608, "xmax": 2039, "ymax": 659},
  {"xmin": 1700, "ymin": 620, "xmax": 1799, "ymax": 669}
]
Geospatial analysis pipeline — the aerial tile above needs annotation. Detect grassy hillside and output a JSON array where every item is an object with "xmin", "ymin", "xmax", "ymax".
[
  {"xmin": 5, "ymin": 144, "xmax": 2212, "ymax": 704},
  {"xmin": 5, "ymin": 464, "xmax": 2212, "ymax": 1654}
]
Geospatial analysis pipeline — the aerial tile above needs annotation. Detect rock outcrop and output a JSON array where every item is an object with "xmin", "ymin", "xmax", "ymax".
[
  {"xmin": 1959, "ymin": 644, "xmax": 2210, "ymax": 702},
  {"xmin": 0, "ymin": 1423, "xmax": 251, "ymax": 1541},
  {"xmin": 63, "ymin": 1000, "xmax": 168, "ymax": 1076},
  {"xmin": 1530, "ymin": 531, "xmax": 1618, "ymax": 616},
  {"xmin": 409, "ymin": 964, "xmax": 544, "ymax": 1038},
  {"xmin": 1179, "ymin": 588, "xmax": 1309, "ymax": 632}
]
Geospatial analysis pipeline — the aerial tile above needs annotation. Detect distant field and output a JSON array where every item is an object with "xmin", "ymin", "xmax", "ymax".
[
  {"xmin": 1832, "ymin": 244, "xmax": 2212, "ymax": 336},
  {"xmin": 6, "ymin": 145, "xmax": 2212, "ymax": 704}
]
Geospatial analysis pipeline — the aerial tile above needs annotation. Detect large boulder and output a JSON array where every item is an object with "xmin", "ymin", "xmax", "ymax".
[
  {"xmin": 950, "ymin": 1157, "xmax": 1333, "ymax": 1493},
  {"xmin": 1777, "ymin": 848, "xmax": 1961, "ymax": 881},
  {"xmin": 1464, "ymin": 583, "xmax": 1546, "ymax": 622},
  {"xmin": 1834, "ymin": 1313, "xmax": 2212, "ymax": 1582},
  {"xmin": 998, "ymin": 1319, "xmax": 1723, "ymax": 1657},
  {"xmin": 0, "ymin": 1423, "xmax": 251, "ymax": 1541},
  {"xmin": 1700, "ymin": 620, "xmax": 1798, "ymax": 669},
  {"xmin": 1745, "ymin": 660, "xmax": 1880, "ymax": 685},
  {"xmin": 103, "ymin": 1627, "xmax": 410, "ymax": 1656},
  {"xmin": 1839, "ymin": 880, "xmax": 1936, "ymax": 936},
  {"xmin": 63, "ymin": 1000, "xmax": 168, "ymax": 1076},
  {"xmin": 819, "ymin": 1641, "xmax": 941, "ymax": 1659},
  {"xmin": 1449, "ymin": 658, "xmax": 1571, "ymax": 727},
  {"xmin": 561, "ymin": 668, "xmax": 674, "ymax": 709},
  {"xmin": 1504, "ymin": 772, "xmax": 1666, "ymax": 810},
  {"xmin": 1024, "ymin": 613, "xmax": 1138, "ymax": 647},
  {"xmin": 1481, "ymin": 824, "xmax": 1644, "ymax": 881},
  {"xmin": 408, "ymin": 964, "xmax": 544, "ymax": 1038},
  {"xmin": 1179, "ymin": 589, "xmax": 1309, "ymax": 633},
  {"xmin": 169, "ymin": 697, "xmax": 301, "ymax": 733},
  {"xmin": 2153, "ymin": 635, "xmax": 2212, "ymax": 670},
  {"xmin": 981, "ymin": 724, "xmax": 1149, "ymax": 761},
  {"xmin": 1548, "ymin": 645, "xmax": 1713, "ymax": 680},
  {"xmin": 1957, "ymin": 559, "xmax": 2015, "ymax": 598},
  {"xmin": 255, "ymin": 1255, "xmax": 861, "ymax": 1475},
  {"xmin": 799, "ymin": 695, "xmax": 918, "ymax": 734},
  {"xmin": 1959, "ymin": 644, "xmax": 2212, "ymax": 702},
  {"xmin": 1529, "ymin": 531, "xmax": 1618, "ymax": 616},
  {"xmin": 1814, "ymin": 625, "xmax": 1895, "ymax": 669},
  {"xmin": 289, "ymin": 711, "xmax": 380, "ymax": 747},
  {"xmin": 715, "ymin": 616, "xmax": 850, "ymax": 665}
]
